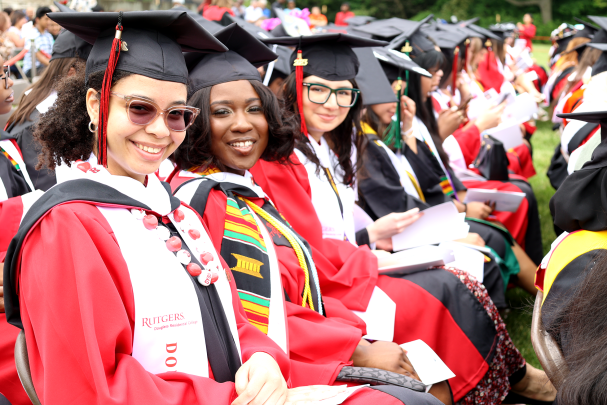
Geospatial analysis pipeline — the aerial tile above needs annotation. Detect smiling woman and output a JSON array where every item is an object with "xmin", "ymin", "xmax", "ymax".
[{"xmin": 2, "ymin": 10, "xmax": 302, "ymax": 405}]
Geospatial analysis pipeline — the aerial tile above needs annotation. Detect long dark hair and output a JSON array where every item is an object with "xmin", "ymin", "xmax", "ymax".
[
  {"xmin": 8, "ymin": 57, "xmax": 84, "ymax": 126},
  {"xmin": 409, "ymin": 50, "xmax": 451, "ymax": 167},
  {"xmin": 173, "ymin": 80, "xmax": 297, "ymax": 171},
  {"xmin": 361, "ymin": 106, "xmax": 388, "ymax": 136},
  {"xmin": 546, "ymin": 250, "xmax": 607, "ymax": 404},
  {"xmin": 281, "ymin": 72, "xmax": 365, "ymax": 187},
  {"xmin": 33, "ymin": 68, "xmax": 133, "ymax": 170}
]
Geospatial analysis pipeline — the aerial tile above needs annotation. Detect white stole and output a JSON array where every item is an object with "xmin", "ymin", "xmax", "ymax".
[
  {"xmin": 294, "ymin": 135, "xmax": 357, "ymax": 244},
  {"xmin": 60, "ymin": 156, "xmax": 241, "ymax": 377}
]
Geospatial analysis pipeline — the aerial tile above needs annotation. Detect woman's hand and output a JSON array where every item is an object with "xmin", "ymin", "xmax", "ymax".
[
  {"xmin": 438, "ymin": 107, "xmax": 465, "ymax": 140},
  {"xmin": 286, "ymin": 385, "xmax": 348, "ymax": 405},
  {"xmin": 351, "ymin": 340, "xmax": 420, "ymax": 379},
  {"xmin": 232, "ymin": 352, "xmax": 288, "ymax": 405},
  {"xmin": 401, "ymin": 95, "xmax": 416, "ymax": 134},
  {"xmin": 455, "ymin": 232, "xmax": 486, "ymax": 247},
  {"xmin": 474, "ymin": 102, "xmax": 506, "ymax": 133},
  {"xmin": 465, "ymin": 201, "xmax": 494, "ymax": 220},
  {"xmin": 366, "ymin": 208, "xmax": 423, "ymax": 243}
]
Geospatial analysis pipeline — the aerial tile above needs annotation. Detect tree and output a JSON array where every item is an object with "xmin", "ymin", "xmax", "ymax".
[{"xmin": 504, "ymin": 0, "xmax": 552, "ymax": 23}]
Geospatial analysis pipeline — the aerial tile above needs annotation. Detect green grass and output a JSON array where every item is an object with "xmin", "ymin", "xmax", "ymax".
[{"xmin": 502, "ymin": 42, "xmax": 558, "ymax": 370}]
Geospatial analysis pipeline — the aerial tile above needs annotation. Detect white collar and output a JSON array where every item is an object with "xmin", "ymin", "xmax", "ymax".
[
  {"xmin": 200, "ymin": 170, "xmax": 266, "ymax": 199},
  {"xmin": 62, "ymin": 153, "xmax": 173, "ymax": 215}
]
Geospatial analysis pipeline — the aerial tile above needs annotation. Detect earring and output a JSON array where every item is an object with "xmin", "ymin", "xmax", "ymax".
[{"xmin": 88, "ymin": 121, "xmax": 97, "ymax": 133}]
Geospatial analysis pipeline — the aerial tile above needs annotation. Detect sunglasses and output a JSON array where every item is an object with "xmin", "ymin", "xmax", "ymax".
[
  {"xmin": 1, "ymin": 65, "xmax": 9, "ymax": 90},
  {"xmin": 302, "ymin": 82, "xmax": 360, "ymax": 108},
  {"xmin": 110, "ymin": 92, "xmax": 200, "ymax": 132}
]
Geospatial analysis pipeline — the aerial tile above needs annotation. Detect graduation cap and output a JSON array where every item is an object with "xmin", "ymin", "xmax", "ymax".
[
  {"xmin": 186, "ymin": 23, "xmax": 277, "ymax": 94},
  {"xmin": 353, "ymin": 47, "xmax": 396, "ymax": 106},
  {"xmin": 218, "ymin": 14, "xmax": 275, "ymax": 40},
  {"xmin": 554, "ymin": 34, "xmax": 576, "ymax": 56},
  {"xmin": 556, "ymin": 110, "xmax": 607, "ymax": 170},
  {"xmin": 488, "ymin": 23, "xmax": 517, "ymax": 41},
  {"xmin": 189, "ymin": 12, "xmax": 224, "ymax": 35},
  {"xmin": 344, "ymin": 15, "xmax": 375, "ymax": 26},
  {"xmin": 262, "ymin": 33, "xmax": 386, "ymax": 135},
  {"xmin": 461, "ymin": 23, "xmax": 500, "ymax": 41},
  {"xmin": 268, "ymin": 44, "xmax": 295, "ymax": 78},
  {"xmin": 374, "ymin": 47, "xmax": 431, "ymax": 82},
  {"xmin": 48, "ymin": 10, "xmax": 227, "ymax": 167},
  {"xmin": 50, "ymin": 29, "xmax": 93, "ymax": 61},
  {"xmin": 351, "ymin": 16, "xmax": 432, "ymax": 44}
]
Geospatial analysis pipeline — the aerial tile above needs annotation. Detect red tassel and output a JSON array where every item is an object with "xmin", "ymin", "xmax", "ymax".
[
  {"xmin": 294, "ymin": 50, "xmax": 308, "ymax": 137},
  {"xmin": 452, "ymin": 46, "xmax": 459, "ymax": 95},
  {"xmin": 98, "ymin": 18, "xmax": 123, "ymax": 167}
]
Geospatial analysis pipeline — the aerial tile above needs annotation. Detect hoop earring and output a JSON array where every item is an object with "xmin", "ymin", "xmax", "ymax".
[{"xmin": 88, "ymin": 121, "xmax": 97, "ymax": 133}]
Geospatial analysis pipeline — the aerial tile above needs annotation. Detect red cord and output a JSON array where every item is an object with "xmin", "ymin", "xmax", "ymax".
[
  {"xmin": 452, "ymin": 47, "xmax": 459, "ymax": 94},
  {"xmin": 98, "ymin": 24, "xmax": 123, "ymax": 167},
  {"xmin": 295, "ymin": 50, "xmax": 308, "ymax": 137}
]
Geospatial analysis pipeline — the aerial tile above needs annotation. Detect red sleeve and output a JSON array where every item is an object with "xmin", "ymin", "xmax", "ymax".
[
  {"xmin": 452, "ymin": 125, "xmax": 481, "ymax": 167},
  {"xmin": 251, "ymin": 157, "xmax": 377, "ymax": 312},
  {"xmin": 0, "ymin": 315, "xmax": 28, "ymax": 405},
  {"xmin": 18, "ymin": 203, "xmax": 286, "ymax": 404},
  {"xmin": 0, "ymin": 196, "xmax": 23, "ymax": 261}
]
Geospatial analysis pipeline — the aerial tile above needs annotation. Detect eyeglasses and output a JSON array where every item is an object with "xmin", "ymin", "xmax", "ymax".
[
  {"xmin": 302, "ymin": 83, "xmax": 360, "ymax": 108},
  {"xmin": 1, "ymin": 66, "xmax": 9, "ymax": 90},
  {"xmin": 110, "ymin": 92, "xmax": 200, "ymax": 132}
]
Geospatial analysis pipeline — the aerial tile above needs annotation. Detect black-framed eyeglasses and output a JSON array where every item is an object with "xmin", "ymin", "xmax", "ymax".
[
  {"xmin": 302, "ymin": 82, "xmax": 360, "ymax": 108},
  {"xmin": 1, "ymin": 66, "xmax": 9, "ymax": 90}
]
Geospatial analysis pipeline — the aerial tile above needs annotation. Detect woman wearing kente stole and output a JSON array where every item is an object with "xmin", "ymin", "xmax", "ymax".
[{"xmin": 171, "ymin": 23, "xmax": 451, "ymax": 405}]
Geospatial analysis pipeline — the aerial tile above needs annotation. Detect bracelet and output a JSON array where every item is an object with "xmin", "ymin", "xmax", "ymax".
[
  {"xmin": 463, "ymin": 202, "xmax": 468, "ymax": 214},
  {"xmin": 401, "ymin": 127, "xmax": 414, "ymax": 139}
]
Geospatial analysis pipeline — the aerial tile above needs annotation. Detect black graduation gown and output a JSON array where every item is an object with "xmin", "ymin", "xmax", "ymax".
[
  {"xmin": 358, "ymin": 135, "xmax": 507, "ymax": 308},
  {"xmin": 0, "ymin": 131, "xmax": 30, "ymax": 199},
  {"xmin": 8, "ymin": 111, "xmax": 57, "ymax": 191}
]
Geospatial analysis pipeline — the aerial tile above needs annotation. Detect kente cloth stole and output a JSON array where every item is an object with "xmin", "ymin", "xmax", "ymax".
[
  {"xmin": 222, "ymin": 194, "xmax": 273, "ymax": 334},
  {"xmin": 420, "ymin": 138, "xmax": 455, "ymax": 197},
  {"xmin": 0, "ymin": 146, "xmax": 20, "ymax": 171}
]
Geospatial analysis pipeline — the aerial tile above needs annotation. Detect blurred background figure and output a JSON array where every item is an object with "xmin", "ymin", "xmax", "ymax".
[
  {"xmin": 232, "ymin": 0, "xmax": 246, "ymax": 18},
  {"xmin": 203, "ymin": 0, "xmax": 234, "ymax": 21},
  {"xmin": 22, "ymin": 6, "xmax": 53, "ymax": 79},
  {"xmin": 335, "ymin": 2, "xmax": 354, "ymax": 26},
  {"xmin": 517, "ymin": 13, "xmax": 537, "ymax": 51},
  {"xmin": 7, "ymin": 10, "xmax": 26, "ymax": 48},
  {"xmin": 309, "ymin": 6, "xmax": 327, "ymax": 27},
  {"xmin": 245, "ymin": 0, "xmax": 267, "ymax": 24}
]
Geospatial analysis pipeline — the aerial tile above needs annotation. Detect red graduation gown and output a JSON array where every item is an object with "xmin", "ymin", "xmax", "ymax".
[
  {"xmin": 195, "ymin": 186, "xmax": 366, "ymax": 387},
  {"xmin": 250, "ymin": 156, "xmax": 500, "ymax": 401},
  {"xmin": 17, "ymin": 202, "xmax": 291, "ymax": 404}
]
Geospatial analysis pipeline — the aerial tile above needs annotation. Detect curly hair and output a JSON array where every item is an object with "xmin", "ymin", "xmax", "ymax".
[
  {"xmin": 173, "ymin": 80, "xmax": 297, "ymax": 171},
  {"xmin": 281, "ymin": 72, "xmax": 365, "ymax": 187},
  {"xmin": 33, "ymin": 69, "xmax": 133, "ymax": 170}
]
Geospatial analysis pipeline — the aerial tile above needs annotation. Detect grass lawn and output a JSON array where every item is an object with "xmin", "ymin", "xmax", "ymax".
[{"xmin": 502, "ymin": 42, "xmax": 558, "ymax": 370}]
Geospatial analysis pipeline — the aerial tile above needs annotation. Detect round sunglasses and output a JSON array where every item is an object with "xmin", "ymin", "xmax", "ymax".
[{"xmin": 111, "ymin": 92, "xmax": 200, "ymax": 132}]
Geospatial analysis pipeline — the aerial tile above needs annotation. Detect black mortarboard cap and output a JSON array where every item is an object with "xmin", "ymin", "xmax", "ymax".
[
  {"xmin": 270, "ymin": 44, "xmax": 295, "ymax": 76},
  {"xmin": 186, "ymin": 23, "xmax": 277, "ymax": 94},
  {"xmin": 461, "ymin": 23, "xmax": 500, "ymax": 40},
  {"xmin": 422, "ymin": 23, "xmax": 467, "ymax": 50},
  {"xmin": 557, "ymin": 110, "xmax": 607, "ymax": 170},
  {"xmin": 49, "ymin": 10, "xmax": 227, "ymax": 84},
  {"xmin": 220, "ymin": 14, "xmax": 275, "ymax": 40},
  {"xmin": 50, "ymin": 29, "xmax": 93, "ymax": 61},
  {"xmin": 351, "ymin": 17, "xmax": 431, "ymax": 42},
  {"xmin": 554, "ymin": 34, "xmax": 576, "ymax": 56},
  {"xmin": 565, "ymin": 16, "xmax": 607, "ymax": 56},
  {"xmin": 353, "ymin": 47, "xmax": 396, "ymax": 105},
  {"xmin": 261, "ymin": 34, "xmax": 387, "ymax": 80},
  {"xmin": 345, "ymin": 15, "xmax": 375, "ymax": 26},
  {"xmin": 190, "ymin": 12, "xmax": 224, "ymax": 34},
  {"xmin": 48, "ymin": 10, "xmax": 227, "ymax": 167},
  {"xmin": 374, "ymin": 47, "xmax": 431, "ymax": 82}
]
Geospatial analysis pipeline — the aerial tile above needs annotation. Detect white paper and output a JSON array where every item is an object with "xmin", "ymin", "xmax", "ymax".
[
  {"xmin": 400, "ymin": 340, "xmax": 455, "ymax": 385},
  {"xmin": 485, "ymin": 122, "xmax": 524, "ymax": 151},
  {"xmin": 377, "ymin": 245, "xmax": 455, "ymax": 274},
  {"xmin": 352, "ymin": 287, "xmax": 396, "ymax": 342},
  {"xmin": 464, "ymin": 188, "xmax": 526, "ymax": 212},
  {"xmin": 439, "ymin": 241, "xmax": 485, "ymax": 282},
  {"xmin": 502, "ymin": 93, "xmax": 538, "ymax": 125},
  {"xmin": 524, "ymin": 69, "xmax": 539, "ymax": 82},
  {"xmin": 391, "ymin": 203, "xmax": 469, "ymax": 251},
  {"xmin": 318, "ymin": 385, "xmax": 368, "ymax": 404}
]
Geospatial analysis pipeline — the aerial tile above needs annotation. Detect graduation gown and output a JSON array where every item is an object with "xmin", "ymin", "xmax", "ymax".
[
  {"xmin": 0, "ymin": 132, "xmax": 35, "ymax": 405},
  {"xmin": 173, "ymin": 171, "xmax": 445, "ymax": 405},
  {"xmin": 250, "ymin": 156, "xmax": 529, "ymax": 402},
  {"xmin": 358, "ymin": 134, "xmax": 508, "ymax": 307},
  {"xmin": 3, "ymin": 158, "xmax": 292, "ymax": 405}
]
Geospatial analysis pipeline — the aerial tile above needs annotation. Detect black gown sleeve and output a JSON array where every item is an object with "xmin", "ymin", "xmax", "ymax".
[
  {"xmin": 550, "ymin": 166, "xmax": 607, "ymax": 232},
  {"xmin": 0, "ymin": 152, "xmax": 30, "ymax": 198},
  {"xmin": 358, "ymin": 138, "xmax": 428, "ymax": 221},
  {"xmin": 12, "ymin": 112, "xmax": 57, "ymax": 191}
]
